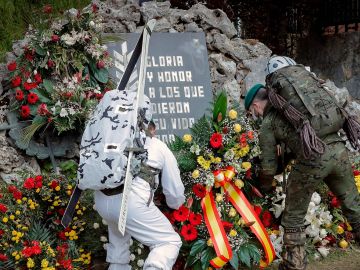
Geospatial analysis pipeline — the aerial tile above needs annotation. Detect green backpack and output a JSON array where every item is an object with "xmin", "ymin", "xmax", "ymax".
[{"xmin": 266, "ymin": 64, "xmax": 360, "ymax": 159}]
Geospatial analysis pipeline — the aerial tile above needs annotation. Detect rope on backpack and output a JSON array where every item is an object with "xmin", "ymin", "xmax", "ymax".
[
  {"xmin": 341, "ymin": 109, "xmax": 360, "ymax": 150},
  {"xmin": 267, "ymin": 87, "xmax": 325, "ymax": 159}
]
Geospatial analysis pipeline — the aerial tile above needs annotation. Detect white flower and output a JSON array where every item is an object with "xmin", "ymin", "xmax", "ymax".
[
  {"xmin": 319, "ymin": 228, "xmax": 327, "ymax": 238},
  {"xmin": 103, "ymin": 243, "xmax": 108, "ymax": 250},
  {"xmin": 190, "ymin": 144, "xmax": 200, "ymax": 155},
  {"xmin": 137, "ymin": 248, "xmax": 142, "ymax": 255},
  {"xmin": 68, "ymin": 107, "xmax": 76, "ymax": 115},
  {"xmin": 68, "ymin": 8, "xmax": 78, "ymax": 19},
  {"xmin": 60, "ymin": 108, "xmax": 68, "ymax": 117},
  {"xmin": 205, "ymin": 173, "xmax": 214, "ymax": 187},
  {"xmin": 102, "ymin": 219, "xmax": 108, "ymax": 225},
  {"xmin": 27, "ymin": 78, "xmax": 32, "ymax": 83},
  {"xmin": 129, "ymin": 254, "xmax": 135, "ymax": 261},
  {"xmin": 311, "ymin": 192, "xmax": 321, "ymax": 205},
  {"xmin": 89, "ymin": 21, "xmax": 95, "ymax": 27},
  {"xmin": 33, "ymin": 70, "xmax": 37, "ymax": 75},
  {"xmin": 93, "ymin": 223, "xmax": 99, "ymax": 229},
  {"xmin": 100, "ymin": 236, "xmax": 108, "ymax": 242},
  {"xmin": 129, "ymin": 238, "xmax": 133, "ymax": 246},
  {"xmin": 61, "ymin": 33, "xmax": 77, "ymax": 46},
  {"xmin": 137, "ymin": 259, "xmax": 144, "ymax": 267},
  {"xmin": 317, "ymin": 247, "xmax": 330, "ymax": 257},
  {"xmin": 93, "ymin": 204, "xmax": 96, "ymax": 210}
]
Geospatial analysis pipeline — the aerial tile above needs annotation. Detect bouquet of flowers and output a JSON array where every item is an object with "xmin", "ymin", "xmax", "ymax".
[
  {"xmin": 6, "ymin": 3, "xmax": 112, "ymax": 145},
  {"xmin": 165, "ymin": 92, "xmax": 275, "ymax": 269},
  {"xmin": 0, "ymin": 161, "xmax": 105, "ymax": 270}
]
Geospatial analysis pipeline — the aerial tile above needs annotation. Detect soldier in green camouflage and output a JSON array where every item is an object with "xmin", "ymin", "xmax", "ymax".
[{"xmin": 245, "ymin": 57, "xmax": 360, "ymax": 270}]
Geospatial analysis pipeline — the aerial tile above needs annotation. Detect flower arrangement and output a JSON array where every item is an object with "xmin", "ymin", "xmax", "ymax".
[
  {"xmin": 6, "ymin": 3, "xmax": 112, "ymax": 145},
  {"xmin": 166, "ymin": 92, "xmax": 273, "ymax": 269},
  {"xmin": 0, "ymin": 161, "xmax": 105, "ymax": 270}
]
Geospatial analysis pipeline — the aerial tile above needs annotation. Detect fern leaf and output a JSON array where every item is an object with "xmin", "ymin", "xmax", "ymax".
[
  {"xmin": 27, "ymin": 221, "xmax": 55, "ymax": 246},
  {"xmin": 19, "ymin": 118, "xmax": 46, "ymax": 147},
  {"xmin": 190, "ymin": 115, "xmax": 212, "ymax": 148}
]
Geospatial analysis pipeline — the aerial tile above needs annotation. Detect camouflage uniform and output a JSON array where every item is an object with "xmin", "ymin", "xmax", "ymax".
[{"xmin": 259, "ymin": 104, "xmax": 360, "ymax": 270}]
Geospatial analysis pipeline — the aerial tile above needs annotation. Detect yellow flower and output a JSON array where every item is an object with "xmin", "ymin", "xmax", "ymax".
[
  {"xmin": 207, "ymin": 238, "xmax": 213, "ymax": 247},
  {"xmin": 16, "ymin": 199, "xmax": 22, "ymax": 204},
  {"xmin": 215, "ymin": 193, "xmax": 223, "ymax": 202},
  {"xmin": 55, "ymin": 186, "xmax": 61, "ymax": 191},
  {"xmin": 233, "ymin": 123, "xmax": 242, "ymax": 133},
  {"xmin": 192, "ymin": 170, "xmax": 200, "ymax": 179},
  {"xmin": 15, "ymin": 254, "xmax": 21, "ymax": 260},
  {"xmin": 228, "ymin": 207, "xmax": 237, "ymax": 217},
  {"xmin": 15, "ymin": 210, "xmax": 21, "ymax": 215},
  {"xmin": 9, "ymin": 215, "xmax": 15, "ymax": 220},
  {"xmin": 2, "ymin": 217, "xmax": 8, "ymax": 223},
  {"xmin": 41, "ymin": 259, "xmax": 49, "ymax": 268},
  {"xmin": 241, "ymin": 162, "xmax": 251, "ymax": 171},
  {"xmin": 228, "ymin": 109, "xmax": 237, "ymax": 120},
  {"xmin": 214, "ymin": 157, "xmax": 222, "ymax": 163},
  {"xmin": 339, "ymin": 239, "xmax": 349, "ymax": 248},
  {"xmin": 238, "ymin": 218, "xmax": 245, "ymax": 226},
  {"xmin": 234, "ymin": 179, "xmax": 244, "ymax": 188},
  {"xmin": 229, "ymin": 229, "xmax": 237, "ymax": 237},
  {"xmin": 337, "ymin": 225, "xmax": 344, "ymax": 234},
  {"xmin": 183, "ymin": 134, "xmax": 192, "ymax": 143},
  {"xmin": 27, "ymin": 258, "xmax": 35, "ymax": 268}
]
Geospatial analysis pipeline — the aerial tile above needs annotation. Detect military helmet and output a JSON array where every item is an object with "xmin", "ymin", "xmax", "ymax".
[{"xmin": 266, "ymin": 55, "xmax": 296, "ymax": 75}]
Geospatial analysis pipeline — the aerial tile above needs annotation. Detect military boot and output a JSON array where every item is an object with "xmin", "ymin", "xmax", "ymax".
[{"xmin": 278, "ymin": 227, "xmax": 307, "ymax": 270}]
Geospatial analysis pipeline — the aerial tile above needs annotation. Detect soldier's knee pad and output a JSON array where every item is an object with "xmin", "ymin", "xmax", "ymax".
[{"xmin": 281, "ymin": 226, "xmax": 307, "ymax": 270}]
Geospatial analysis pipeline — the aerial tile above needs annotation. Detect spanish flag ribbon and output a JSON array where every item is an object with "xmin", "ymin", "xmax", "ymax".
[
  {"xmin": 201, "ymin": 167, "xmax": 275, "ymax": 268},
  {"xmin": 201, "ymin": 191, "xmax": 232, "ymax": 268}
]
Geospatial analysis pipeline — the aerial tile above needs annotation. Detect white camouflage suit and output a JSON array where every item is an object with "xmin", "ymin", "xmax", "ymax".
[{"xmin": 94, "ymin": 136, "xmax": 185, "ymax": 270}]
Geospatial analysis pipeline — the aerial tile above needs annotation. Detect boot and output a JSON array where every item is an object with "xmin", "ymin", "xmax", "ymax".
[{"xmin": 278, "ymin": 227, "xmax": 307, "ymax": 270}]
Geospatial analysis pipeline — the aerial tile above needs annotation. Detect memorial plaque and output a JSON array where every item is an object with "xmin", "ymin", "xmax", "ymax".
[{"xmin": 107, "ymin": 32, "xmax": 212, "ymax": 143}]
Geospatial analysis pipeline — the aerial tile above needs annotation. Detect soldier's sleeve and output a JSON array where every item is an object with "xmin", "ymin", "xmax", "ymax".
[
  {"xmin": 258, "ymin": 119, "xmax": 278, "ymax": 188},
  {"xmin": 159, "ymin": 141, "xmax": 185, "ymax": 210}
]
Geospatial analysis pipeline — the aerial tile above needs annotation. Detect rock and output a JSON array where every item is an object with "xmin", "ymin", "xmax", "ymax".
[
  {"xmin": 153, "ymin": 17, "xmax": 172, "ymax": 32},
  {"xmin": 208, "ymin": 54, "xmax": 237, "ymax": 77},
  {"xmin": 0, "ymin": 134, "xmax": 24, "ymax": 176},
  {"xmin": 242, "ymin": 56, "xmax": 270, "ymax": 92},
  {"xmin": 189, "ymin": 4, "xmax": 237, "ymax": 38},
  {"xmin": 184, "ymin": 22, "xmax": 202, "ymax": 32},
  {"xmin": 140, "ymin": 1, "xmax": 171, "ymax": 21},
  {"xmin": 223, "ymin": 79, "xmax": 241, "ymax": 104},
  {"xmin": 0, "ymin": 157, "xmax": 41, "ymax": 184}
]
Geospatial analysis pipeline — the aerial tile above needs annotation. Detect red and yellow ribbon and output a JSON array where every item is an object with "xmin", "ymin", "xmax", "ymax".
[
  {"xmin": 202, "ymin": 192, "xmax": 232, "ymax": 268},
  {"xmin": 201, "ymin": 167, "xmax": 275, "ymax": 268}
]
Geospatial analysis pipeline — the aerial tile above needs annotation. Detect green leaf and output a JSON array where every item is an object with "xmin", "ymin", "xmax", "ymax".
[
  {"xmin": 94, "ymin": 67, "xmax": 109, "ymax": 83},
  {"xmin": 42, "ymin": 79, "xmax": 54, "ymax": 94},
  {"xmin": 190, "ymin": 239, "xmax": 206, "ymax": 256},
  {"xmin": 212, "ymin": 91, "xmax": 227, "ymax": 123},
  {"xmin": 190, "ymin": 115, "xmax": 212, "ymax": 148},
  {"xmin": 185, "ymin": 255, "xmax": 199, "ymax": 268},
  {"xmin": 29, "ymin": 104, "xmax": 38, "ymax": 116},
  {"xmin": 35, "ymin": 44, "xmax": 46, "ymax": 56},
  {"xmin": 200, "ymin": 247, "xmax": 215, "ymax": 270},
  {"xmin": 32, "ymin": 88, "xmax": 51, "ymax": 103},
  {"xmin": 193, "ymin": 261, "xmax": 202, "ymax": 270},
  {"xmin": 229, "ymin": 249, "xmax": 239, "ymax": 270},
  {"xmin": 238, "ymin": 245, "xmax": 251, "ymax": 268}
]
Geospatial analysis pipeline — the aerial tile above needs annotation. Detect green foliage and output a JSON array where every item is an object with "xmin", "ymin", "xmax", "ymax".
[
  {"xmin": 212, "ymin": 91, "xmax": 227, "ymax": 128},
  {"xmin": 0, "ymin": 0, "xmax": 92, "ymax": 61},
  {"xmin": 59, "ymin": 160, "xmax": 79, "ymax": 180},
  {"xmin": 27, "ymin": 221, "xmax": 55, "ymax": 246},
  {"xmin": 190, "ymin": 115, "xmax": 212, "ymax": 148},
  {"xmin": 237, "ymin": 242, "xmax": 261, "ymax": 268}
]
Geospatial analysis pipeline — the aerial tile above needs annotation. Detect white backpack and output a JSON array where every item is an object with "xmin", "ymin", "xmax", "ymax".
[{"xmin": 77, "ymin": 89, "xmax": 151, "ymax": 190}]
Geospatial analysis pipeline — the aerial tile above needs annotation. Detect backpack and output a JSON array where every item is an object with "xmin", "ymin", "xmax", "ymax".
[
  {"xmin": 77, "ymin": 89, "xmax": 151, "ymax": 190},
  {"xmin": 266, "ymin": 64, "xmax": 360, "ymax": 158}
]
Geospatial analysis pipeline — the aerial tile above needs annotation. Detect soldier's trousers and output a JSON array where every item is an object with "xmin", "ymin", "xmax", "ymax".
[
  {"xmin": 94, "ymin": 178, "xmax": 182, "ymax": 270},
  {"xmin": 280, "ymin": 141, "xmax": 360, "ymax": 270}
]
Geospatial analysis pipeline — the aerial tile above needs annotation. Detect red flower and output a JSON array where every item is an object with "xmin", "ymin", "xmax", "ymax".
[
  {"xmin": 7, "ymin": 61, "xmax": 17, "ymax": 71},
  {"xmin": 0, "ymin": 229, "xmax": 4, "ymax": 237},
  {"xmin": 37, "ymin": 103, "xmax": 50, "ymax": 116},
  {"xmin": 51, "ymin": 35, "xmax": 60, "ymax": 42},
  {"xmin": 261, "ymin": 210, "xmax": 273, "ymax": 228},
  {"xmin": 15, "ymin": 90, "xmax": 24, "ymax": 101},
  {"xmin": 13, "ymin": 190, "xmax": 22, "ymax": 200},
  {"xmin": 23, "ymin": 177, "xmax": 35, "ymax": 189},
  {"xmin": 58, "ymin": 208, "xmax": 65, "ymax": 216},
  {"xmin": 331, "ymin": 196, "xmax": 341, "ymax": 208},
  {"xmin": 192, "ymin": 184, "xmax": 206, "ymax": 198},
  {"xmin": 210, "ymin": 133, "xmax": 222, "ymax": 149},
  {"xmin": 173, "ymin": 205, "xmax": 190, "ymax": 222},
  {"xmin": 60, "ymin": 259, "xmax": 73, "ymax": 270},
  {"xmin": 245, "ymin": 169, "xmax": 252, "ymax": 179},
  {"xmin": 253, "ymin": 205, "xmax": 262, "ymax": 217},
  {"xmin": 11, "ymin": 76, "xmax": 22, "ymax": 88},
  {"xmin": 47, "ymin": 59, "xmax": 55, "ymax": 68},
  {"xmin": 34, "ymin": 73, "xmax": 42, "ymax": 83},
  {"xmin": 50, "ymin": 180, "xmax": 59, "ymax": 189},
  {"xmin": 27, "ymin": 92, "xmax": 39, "ymax": 104},
  {"xmin": 95, "ymin": 93, "xmax": 104, "ymax": 100},
  {"xmin": 58, "ymin": 231, "xmax": 67, "ymax": 241},
  {"xmin": 221, "ymin": 221, "xmax": 233, "ymax": 232},
  {"xmin": 354, "ymin": 170, "xmax": 360, "ymax": 176},
  {"xmin": 97, "ymin": 60, "xmax": 105, "ymax": 69},
  {"xmin": 22, "ymin": 247, "xmax": 34, "ymax": 258},
  {"xmin": 163, "ymin": 211, "xmax": 175, "ymax": 224},
  {"xmin": 324, "ymin": 234, "xmax": 336, "ymax": 245},
  {"xmin": 34, "ymin": 175, "xmax": 43, "ymax": 188},
  {"xmin": 247, "ymin": 130, "xmax": 254, "ymax": 140},
  {"xmin": 31, "ymin": 244, "xmax": 42, "ymax": 255},
  {"xmin": 240, "ymin": 133, "xmax": 247, "ymax": 147},
  {"xmin": 0, "ymin": 203, "xmax": 7, "ymax": 213},
  {"xmin": 24, "ymin": 82, "xmax": 38, "ymax": 91},
  {"xmin": 20, "ymin": 105, "xmax": 31, "ymax": 118},
  {"xmin": 92, "ymin": 3, "xmax": 99, "ymax": 13},
  {"xmin": 43, "ymin": 4, "xmax": 52, "ymax": 14},
  {"xmin": 189, "ymin": 212, "xmax": 202, "ymax": 226},
  {"xmin": 180, "ymin": 224, "xmax": 198, "ymax": 241},
  {"xmin": 8, "ymin": 185, "xmax": 17, "ymax": 193},
  {"xmin": 0, "ymin": 253, "xmax": 8, "ymax": 262}
]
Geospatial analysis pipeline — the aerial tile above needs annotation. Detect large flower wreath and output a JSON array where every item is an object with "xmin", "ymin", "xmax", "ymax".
[
  {"xmin": 165, "ymin": 92, "xmax": 275, "ymax": 269},
  {"xmin": 5, "ymin": 3, "xmax": 112, "ymax": 146}
]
